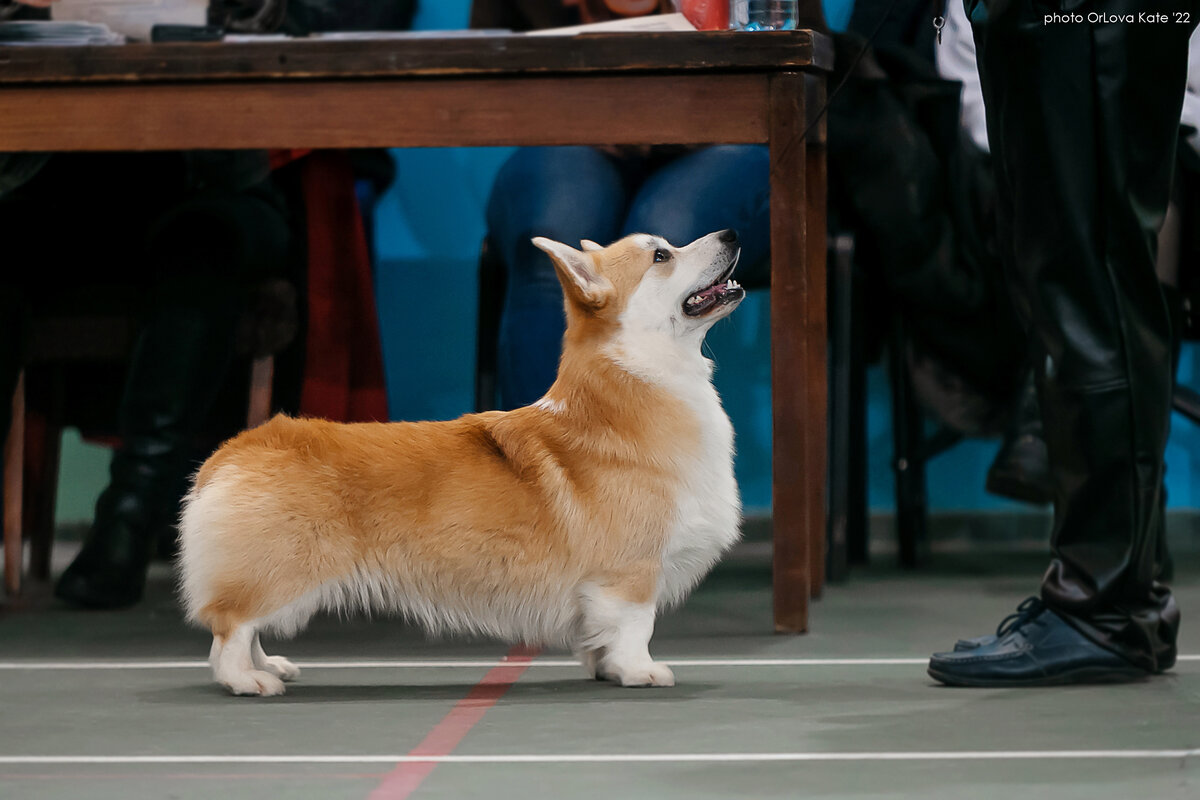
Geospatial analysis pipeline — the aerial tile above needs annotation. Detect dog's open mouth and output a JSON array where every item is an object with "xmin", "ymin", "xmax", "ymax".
[{"xmin": 683, "ymin": 257, "xmax": 745, "ymax": 317}]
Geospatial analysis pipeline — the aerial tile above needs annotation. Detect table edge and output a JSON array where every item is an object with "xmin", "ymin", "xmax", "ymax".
[{"xmin": 0, "ymin": 29, "xmax": 834, "ymax": 85}]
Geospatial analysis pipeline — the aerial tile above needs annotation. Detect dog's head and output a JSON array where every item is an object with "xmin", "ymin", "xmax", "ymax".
[{"xmin": 532, "ymin": 230, "xmax": 744, "ymax": 344}]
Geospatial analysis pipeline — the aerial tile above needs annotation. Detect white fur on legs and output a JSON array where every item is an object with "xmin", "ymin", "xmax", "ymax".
[
  {"xmin": 213, "ymin": 624, "xmax": 287, "ymax": 697},
  {"xmin": 578, "ymin": 586, "xmax": 674, "ymax": 688},
  {"xmin": 575, "ymin": 647, "xmax": 604, "ymax": 681},
  {"xmin": 251, "ymin": 633, "xmax": 301, "ymax": 682},
  {"xmin": 208, "ymin": 637, "xmax": 223, "ymax": 671}
]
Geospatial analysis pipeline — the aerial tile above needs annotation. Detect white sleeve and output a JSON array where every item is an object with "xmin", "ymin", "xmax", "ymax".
[
  {"xmin": 934, "ymin": 0, "xmax": 989, "ymax": 154},
  {"xmin": 1182, "ymin": 28, "xmax": 1200, "ymax": 158}
]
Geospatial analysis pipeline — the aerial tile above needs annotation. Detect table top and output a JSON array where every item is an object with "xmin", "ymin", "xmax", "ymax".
[{"xmin": 0, "ymin": 30, "xmax": 832, "ymax": 85}]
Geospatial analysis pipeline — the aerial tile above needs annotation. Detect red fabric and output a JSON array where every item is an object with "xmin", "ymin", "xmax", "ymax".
[
  {"xmin": 269, "ymin": 149, "xmax": 313, "ymax": 171},
  {"xmin": 293, "ymin": 151, "xmax": 389, "ymax": 423}
]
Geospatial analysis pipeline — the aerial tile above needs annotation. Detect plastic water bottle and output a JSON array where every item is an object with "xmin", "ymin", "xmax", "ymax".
[{"xmin": 730, "ymin": 0, "xmax": 799, "ymax": 31}]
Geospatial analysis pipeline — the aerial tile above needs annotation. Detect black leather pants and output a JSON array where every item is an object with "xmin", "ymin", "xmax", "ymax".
[{"xmin": 969, "ymin": 0, "xmax": 1199, "ymax": 671}]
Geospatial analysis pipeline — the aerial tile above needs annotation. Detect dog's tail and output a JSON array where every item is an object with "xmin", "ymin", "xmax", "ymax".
[{"xmin": 176, "ymin": 473, "xmax": 233, "ymax": 630}]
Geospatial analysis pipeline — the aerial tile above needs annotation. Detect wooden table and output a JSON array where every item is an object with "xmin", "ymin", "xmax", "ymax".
[{"xmin": 0, "ymin": 31, "xmax": 832, "ymax": 632}]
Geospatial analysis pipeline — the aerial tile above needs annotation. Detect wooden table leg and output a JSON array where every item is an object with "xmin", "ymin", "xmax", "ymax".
[
  {"xmin": 770, "ymin": 71, "xmax": 813, "ymax": 633},
  {"xmin": 4, "ymin": 371, "xmax": 25, "ymax": 596},
  {"xmin": 804, "ymin": 74, "xmax": 829, "ymax": 599}
]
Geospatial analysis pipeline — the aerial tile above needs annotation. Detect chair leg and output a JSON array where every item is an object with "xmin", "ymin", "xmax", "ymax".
[
  {"xmin": 826, "ymin": 236, "xmax": 854, "ymax": 581},
  {"xmin": 889, "ymin": 318, "xmax": 927, "ymax": 569},
  {"xmin": 246, "ymin": 355, "xmax": 275, "ymax": 429},
  {"xmin": 4, "ymin": 371, "xmax": 25, "ymax": 596},
  {"xmin": 475, "ymin": 237, "xmax": 507, "ymax": 413},
  {"xmin": 22, "ymin": 365, "xmax": 65, "ymax": 582},
  {"xmin": 26, "ymin": 414, "xmax": 62, "ymax": 583},
  {"xmin": 846, "ymin": 259, "xmax": 869, "ymax": 565}
]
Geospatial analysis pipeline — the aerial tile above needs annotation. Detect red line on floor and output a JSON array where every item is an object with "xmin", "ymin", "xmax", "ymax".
[
  {"xmin": 0, "ymin": 772, "xmax": 388, "ymax": 781},
  {"xmin": 367, "ymin": 645, "xmax": 540, "ymax": 800}
]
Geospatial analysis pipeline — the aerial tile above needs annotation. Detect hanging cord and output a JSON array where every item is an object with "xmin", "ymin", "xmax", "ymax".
[{"xmin": 798, "ymin": 0, "xmax": 905, "ymax": 144}]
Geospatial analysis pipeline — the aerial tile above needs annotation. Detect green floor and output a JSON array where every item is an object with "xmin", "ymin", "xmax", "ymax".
[{"xmin": 1, "ymin": 546, "xmax": 1197, "ymax": 799}]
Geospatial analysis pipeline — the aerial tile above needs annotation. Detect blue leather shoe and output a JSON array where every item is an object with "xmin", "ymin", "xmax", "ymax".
[
  {"xmin": 951, "ymin": 596, "xmax": 1042, "ymax": 651},
  {"xmin": 929, "ymin": 598, "xmax": 1150, "ymax": 687}
]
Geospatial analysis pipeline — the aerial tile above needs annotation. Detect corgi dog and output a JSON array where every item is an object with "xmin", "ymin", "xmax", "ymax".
[{"xmin": 178, "ymin": 229, "xmax": 746, "ymax": 696}]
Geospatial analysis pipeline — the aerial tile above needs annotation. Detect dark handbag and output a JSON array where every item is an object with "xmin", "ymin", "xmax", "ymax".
[
  {"xmin": 210, "ymin": 0, "xmax": 418, "ymax": 35},
  {"xmin": 209, "ymin": 0, "xmax": 288, "ymax": 32}
]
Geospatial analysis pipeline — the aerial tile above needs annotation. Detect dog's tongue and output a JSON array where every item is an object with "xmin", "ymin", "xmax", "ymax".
[
  {"xmin": 686, "ymin": 285, "xmax": 723, "ymax": 312},
  {"xmin": 686, "ymin": 278, "xmax": 743, "ymax": 315}
]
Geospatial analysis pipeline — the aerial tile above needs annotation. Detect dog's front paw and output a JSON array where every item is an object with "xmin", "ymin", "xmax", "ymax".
[
  {"xmin": 221, "ymin": 669, "xmax": 287, "ymax": 697},
  {"xmin": 611, "ymin": 661, "xmax": 675, "ymax": 688}
]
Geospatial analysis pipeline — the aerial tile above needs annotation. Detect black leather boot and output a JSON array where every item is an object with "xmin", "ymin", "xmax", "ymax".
[
  {"xmin": 985, "ymin": 371, "xmax": 1052, "ymax": 505},
  {"xmin": 55, "ymin": 289, "xmax": 241, "ymax": 608},
  {"xmin": 54, "ymin": 175, "xmax": 291, "ymax": 609}
]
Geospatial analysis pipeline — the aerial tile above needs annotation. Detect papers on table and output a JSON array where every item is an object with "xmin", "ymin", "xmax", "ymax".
[
  {"xmin": 52, "ymin": 0, "xmax": 207, "ymax": 41},
  {"xmin": 307, "ymin": 29, "xmax": 512, "ymax": 41},
  {"xmin": 0, "ymin": 21, "xmax": 123, "ymax": 46},
  {"xmin": 0, "ymin": 9, "xmax": 698, "ymax": 48},
  {"xmin": 222, "ymin": 29, "xmax": 511, "ymax": 44},
  {"xmin": 526, "ymin": 12, "xmax": 697, "ymax": 36}
]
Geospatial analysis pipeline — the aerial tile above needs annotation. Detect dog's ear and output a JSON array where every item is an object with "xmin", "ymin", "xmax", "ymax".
[
  {"xmin": 533, "ymin": 237, "xmax": 613, "ymax": 308},
  {"xmin": 580, "ymin": 239, "xmax": 604, "ymax": 253}
]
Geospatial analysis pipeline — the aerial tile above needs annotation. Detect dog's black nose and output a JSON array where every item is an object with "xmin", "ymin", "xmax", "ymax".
[{"xmin": 719, "ymin": 229, "xmax": 739, "ymax": 244}]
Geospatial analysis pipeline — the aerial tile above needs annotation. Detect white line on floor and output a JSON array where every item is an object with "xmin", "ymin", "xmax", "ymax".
[
  {"xmin": 0, "ymin": 750, "xmax": 1197, "ymax": 766},
  {"xmin": 0, "ymin": 658, "xmax": 924, "ymax": 670},
  {"xmin": 0, "ymin": 656, "xmax": 1196, "ymax": 670}
]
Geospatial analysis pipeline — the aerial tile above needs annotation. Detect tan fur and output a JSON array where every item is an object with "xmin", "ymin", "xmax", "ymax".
[
  {"xmin": 179, "ymin": 231, "xmax": 744, "ymax": 695},
  {"xmin": 190, "ymin": 363, "xmax": 694, "ymax": 637}
]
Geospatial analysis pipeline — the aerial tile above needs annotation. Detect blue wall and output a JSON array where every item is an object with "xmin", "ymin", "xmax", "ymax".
[{"xmin": 373, "ymin": 0, "xmax": 1200, "ymax": 515}]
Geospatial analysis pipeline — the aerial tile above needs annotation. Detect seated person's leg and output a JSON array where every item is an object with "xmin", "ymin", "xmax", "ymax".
[
  {"xmin": 487, "ymin": 147, "xmax": 628, "ymax": 409},
  {"xmin": 56, "ymin": 179, "xmax": 292, "ymax": 609},
  {"xmin": 0, "ymin": 249, "xmax": 29, "ymax": 451},
  {"xmin": 0, "ymin": 156, "xmax": 60, "ymax": 486},
  {"xmin": 622, "ymin": 145, "xmax": 770, "ymax": 286}
]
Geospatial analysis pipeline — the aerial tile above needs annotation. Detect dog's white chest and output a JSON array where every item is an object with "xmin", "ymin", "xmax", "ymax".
[
  {"xmin": 658, "ymin": 376, "xmax": 742, "ymax": 606},
  {"xmin": 603, "ymin": 333, "xmax": 743, "ymax": 607}
]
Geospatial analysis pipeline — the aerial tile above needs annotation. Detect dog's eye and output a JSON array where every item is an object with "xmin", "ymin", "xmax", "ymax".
[{"xmin": 653, "ymin": 248, "xmax": 670, "ymax": 263}]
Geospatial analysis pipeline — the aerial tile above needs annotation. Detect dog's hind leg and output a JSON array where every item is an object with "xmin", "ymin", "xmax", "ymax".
[
  {"xmin": 578, "ymin": 583, "xmax": 674, "ymax": 688},
  {"xmin": 251, "ymin": 633, "xmax": 301, "ymax": 682},
  {"xmin": 212, "ymin": 623, "xmax": 286, "ymax": 697},
  {"xmin": 574, "ymin": 646, "xmax": 604, "ymax": 680},
  {"xmin": 208, "ymin": 636, "xmax": 224, "ymax": 671}
]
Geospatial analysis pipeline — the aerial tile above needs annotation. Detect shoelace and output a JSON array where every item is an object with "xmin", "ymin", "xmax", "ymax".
[{"xmin": 995, "ymin": 596, "xmax": 1045, "ymax": 638}]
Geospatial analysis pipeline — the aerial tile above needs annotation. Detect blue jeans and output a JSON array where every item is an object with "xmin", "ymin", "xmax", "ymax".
[{"xmin": 485, "ymin": 145, "xmax": 770, "ymax": 409}]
